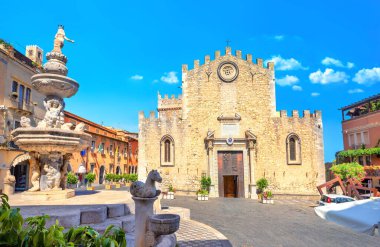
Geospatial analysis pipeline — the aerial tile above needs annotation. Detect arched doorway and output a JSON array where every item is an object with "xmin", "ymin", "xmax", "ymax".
[
  {"xmin": 116, "ymin": 166, "xmax": 121, "ymax": 175},
  {"xmin": 10, "ymin": 160, "xmax": 29, "ymax": 191},
  {"xmin": 99, "ymin": 165, "xmax": 105, "ymax": 184}
]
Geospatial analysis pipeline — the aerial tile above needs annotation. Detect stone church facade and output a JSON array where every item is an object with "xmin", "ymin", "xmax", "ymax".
[{"xmin": 138, "ymin": 47, "xmax": 325, "ymax": 198}]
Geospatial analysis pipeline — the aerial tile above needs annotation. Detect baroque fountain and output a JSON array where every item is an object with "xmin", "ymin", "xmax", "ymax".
[{"xmin": 11, "ymin": 25, "xmax": 91, "ymax": 200}]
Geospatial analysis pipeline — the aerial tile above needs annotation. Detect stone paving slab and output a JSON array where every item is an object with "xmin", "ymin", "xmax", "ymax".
[{"xmin": 177, "ymin": 219, "xmax": 232, "ymax": 247}]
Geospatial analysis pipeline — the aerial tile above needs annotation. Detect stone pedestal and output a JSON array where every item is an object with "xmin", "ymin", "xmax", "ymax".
[
  {"xmin": 3, "ymin": 182, "xmax": 15, "ymax": 195},
  {"xmin": 132, "ymin": 196, "xmax": 157, "ymax": 247}
]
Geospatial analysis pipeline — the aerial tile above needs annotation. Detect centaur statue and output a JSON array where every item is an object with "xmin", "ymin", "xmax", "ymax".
[{"xmin": 130, "ymin": 170, "xmax": 162, "ymax": 198}]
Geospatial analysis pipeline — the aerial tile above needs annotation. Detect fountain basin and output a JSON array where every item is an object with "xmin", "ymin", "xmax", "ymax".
[
  {"xmin": 148, "ymin": 214, "xmax": 180, "ymax": 236},
  {"xmin": 31, "ymin": 73, "xmax": 79, "ymax": 98},
  {"xmin": 11, "ymin": 128, "xmax": 91, "ymax": 154}
]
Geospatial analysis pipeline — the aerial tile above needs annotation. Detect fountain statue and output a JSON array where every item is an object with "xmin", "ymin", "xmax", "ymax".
[{"xmin": 11, "ymin": 25, "xmax": 91, "ymax": 200}]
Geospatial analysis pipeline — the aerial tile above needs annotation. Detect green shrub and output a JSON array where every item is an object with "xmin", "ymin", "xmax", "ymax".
[
  {"xmin": 197, "ymin": 189, "xmax": 209, "ymax": 195},
  {"xmin": 168, "ymin": 184, "xmax": 174, "ymax": 192},
  {"xmin": 85, "ymin": 173, "xmax": 96, "ymax": 186},
  {"xmin": 123, "ymin": 174, "xmax": 130, "ymax": 182},
  {"xmin": 0, "ymin": 193, "xmax": 127, "ymax": 246},
  {"xmin": 129, "ymin": 174, "xmax": 138, "ymax": 182},
  {"xmin": 256, "ymin": 178, "xmax": 268, "ymax": 192},
  {"xmin": 105, "ymin": 173, "xmax": 113, "ymax": 183},
  {"xmin": 200, "ymin": 176, "xmax": 211, "ymax": 191},
  {"xmin": 66, "ymin": 172, "xmax": 78, "ymax": 185},
  {"xmin": 330, "ymin": 162, "xmax": 366, "ymax": 182}
]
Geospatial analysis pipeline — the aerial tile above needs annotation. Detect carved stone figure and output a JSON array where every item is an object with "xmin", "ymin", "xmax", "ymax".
[
  {"xmin": 60, "ymin": 153, "xmax": 72, "ymax": 189},
  {"xmin": 74, "ymin": 122, "xmax": 85, "ymax": 132},
  {"xmin": 38, "ymin": 96, "xmax": 64, "ymax": 128},
  {"xmin": 4, "ymin": 169, "xmax": 16, "ymax": 184},
  {"xmin": 28, "ymin": 154, "xmax": 40, "ymax": 192},
  {"xmin": 20, "ymin": 116, "xmax": 31, "ymax": 127},
  {"xmin": 130, "ymin": 170, "xmax": 162, "ymax": 198},
  {"xmin": 61, "ymin": 122, "xmax": 73, "ymax": 130},
  {"xmin": 3, "ymin": 170, "xmax": 16, "ymax": 195},
  {"xmin": 53, "ymin": 25, "xmax": 74, "ymax": 54},
  {"xmin": 42, "ymin": 153, "xmax": 62, "ymax": 190}
]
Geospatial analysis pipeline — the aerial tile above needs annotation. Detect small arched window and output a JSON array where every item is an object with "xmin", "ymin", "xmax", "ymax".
[
  {"xmin": 286, "ymin": 134, "xmax": 301, "ymax": 165},
  {"xmin": 161, "ymin": 135, "xmax": 175, "ymax": 166}
]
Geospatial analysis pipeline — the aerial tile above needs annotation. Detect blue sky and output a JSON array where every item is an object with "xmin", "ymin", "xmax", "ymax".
[{"xmin": 1, "ymin": 0, "xmax": 379, "ymax": 162}]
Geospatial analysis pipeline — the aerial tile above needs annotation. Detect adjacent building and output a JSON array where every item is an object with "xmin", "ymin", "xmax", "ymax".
[
  {"xmin": 0, "ymin": 41, "xmax": 46, "ymax": 192},
  {"xmin": 340, "ymin": 93, "xmax": 380, "ymax": 189},
  {"xmin": 139, "ymin": 47, "xmax": 325, "ymax": 199},
  {"xmin": 64, "ymin": 111, "xmax": 138, "ymax": 185}
]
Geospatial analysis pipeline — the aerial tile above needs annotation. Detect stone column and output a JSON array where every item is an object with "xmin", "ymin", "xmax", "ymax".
[
  {"xmin": 207, "ymin": 141, "xmax": 217, "ymax": 197},
  {"xmin": 248, "ymin": 141, "xmax": 257, "ymax": 199},
  {"xmin": 132, "ymin": 196, "xmax": 157, "ymax": 247}
]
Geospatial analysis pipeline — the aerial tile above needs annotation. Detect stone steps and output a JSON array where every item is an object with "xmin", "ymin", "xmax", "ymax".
[{"xmin": 20, "ymin": 203, "xmax": 134, "ymax": 229}]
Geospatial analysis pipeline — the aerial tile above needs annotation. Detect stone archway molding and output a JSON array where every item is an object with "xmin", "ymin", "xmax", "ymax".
[{"xmin": 11, "ymin": 153, "xmax": 31, "ymax": 167}]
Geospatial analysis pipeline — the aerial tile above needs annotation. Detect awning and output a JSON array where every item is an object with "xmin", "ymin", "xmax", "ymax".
[
  {"xmin": 77, "ymin": 164, "xmax": 87, "ymax": 173},
  {"xmin": 11, "ymin": 153, "xmax": 31, "ymax": 167}
]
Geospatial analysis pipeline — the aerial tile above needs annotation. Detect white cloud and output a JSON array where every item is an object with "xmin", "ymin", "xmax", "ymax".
[
  {"xmin": 130, "ymin": 74, "xmax": 143, "ymax": 80},
  {"xmin": 352, "ymin": 67, "xmax": 380, "ymax": 85},
  {"xmin": 309, "ymin": 68, "xmax": 349, "ymax": 84},
  {"xmin": 274, "ymin": 35, "xmax": 284, "ymax": 41},
  {"xmin": 152, "ymin": 79, "xmax": 159, "ymax": 83},
  {"xmin": 321, "ymin": 57, "xmax": 354, "ymax": 69},
  {"xmin": 292, "ymin": 85, "xmax": 302, "ymax": 91},
  {"xmin": 347, "ymin": 62, "xmax": 355, "ymax": 69},
  {"xmin": 311, "ymin": 92, "xmax": 320, "ymax": 97},
  {"xmin": 266, "ymin": 55, "xmax": 308, "ymax": 71},
  {"xmin": 348, "ymin": 88, "xmax": 364, "ymax": 94},
  {"xmin": 276, "ymin": 75, "xmax": 299, "ymax": 86},
  {"xmin": 160, "ymin": 71, "xmax": 179, "ymax": 84}
]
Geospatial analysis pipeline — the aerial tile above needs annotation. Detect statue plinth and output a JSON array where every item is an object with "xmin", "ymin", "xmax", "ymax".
[{"xmin": 132, "ymin": 196, "xmax": 157, "ymax": 247}]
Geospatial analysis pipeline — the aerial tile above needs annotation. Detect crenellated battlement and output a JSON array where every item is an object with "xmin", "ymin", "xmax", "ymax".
[
  {"xmin": 278, "ymin": 110, "xmax": 322, "ymax": 119},
  {"xmin": 181, "ymin": 47, "xmax": 275, "ymax": 74},
  {"xmin": 157, "ymin": 92, "xmax": 182, "ymax": 111}
]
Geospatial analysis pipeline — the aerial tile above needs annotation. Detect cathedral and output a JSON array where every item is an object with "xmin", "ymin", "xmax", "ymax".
[{"xmin": 138, "ymin": 47, "xmax": 325, "ymax": 198}]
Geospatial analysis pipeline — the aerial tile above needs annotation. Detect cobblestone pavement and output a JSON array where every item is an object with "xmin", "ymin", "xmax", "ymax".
[
  {"xmin": 163, "ymin": 196, "xmax": 379, "ymax": 247},
  {"xmin": 177, "ymin": 219, "xmax": 232, "ymax": 247}
]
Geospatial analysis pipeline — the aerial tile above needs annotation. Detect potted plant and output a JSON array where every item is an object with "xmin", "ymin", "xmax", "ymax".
[
  {"xmin": 166, "ymin": 184, "xmax": 175, "ymax": 199},
  {"xmin": 66, "ymin": 172, "xmax": 78, "ymax": 189},
  {"xmin": 197, "ymin": 176, "xmax": 211, "ymax": 201},
  {"xmin": 197, "ymin": 189, "xmax": 209, "ymax": 201},
  {"xmin": 105, "ymin": 173, "xmax": 114, "ymax": 189},
  {"xmin": 256, "ymin": 177, "xmax": 268, "ymax": 201},
  {"xmin": 115, "ymin": 174, "xmax": 122, "ymax": 188},
  {"xmin": 85, "ymin": 173, "xmax": 96, "ymax": 190},
  {"xmin": 262, "ymin": 190, "xmax": 274, "ymax": 204},
  {"xmin": 123, "ymin": 174, "xmax": 131, "ymax": 186}
]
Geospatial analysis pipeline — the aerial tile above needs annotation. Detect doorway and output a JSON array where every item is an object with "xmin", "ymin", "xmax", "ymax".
[
  {"xmin": 99, "ymin": 165, "xmax": 105, "ymax": 184},
  {"xmin": 224, "ymin": 175, "xmax": 238, "ymax": 197},
  {"xmin": 10, "ymin": 161, "xmax": 29, "ymax": 191},
  {"xmin": 217, "ymin": 151, "xmax": 244, "ymax": 198}
]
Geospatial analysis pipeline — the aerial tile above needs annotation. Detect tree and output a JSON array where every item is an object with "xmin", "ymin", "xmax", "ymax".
[{"xmin": 330, "ymin": 162, "xmax": 365, "ymax": 182}]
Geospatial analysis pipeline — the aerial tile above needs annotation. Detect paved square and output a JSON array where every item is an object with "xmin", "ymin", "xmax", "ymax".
[{"xmin": 163, "ymin": 196, "xmax": 379, "ymax": 247}]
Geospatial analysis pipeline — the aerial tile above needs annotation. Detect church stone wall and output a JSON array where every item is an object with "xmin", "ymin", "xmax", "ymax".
[{"xmin": 139, "ymin": 47, "xmax": 325, "ymax": 198}]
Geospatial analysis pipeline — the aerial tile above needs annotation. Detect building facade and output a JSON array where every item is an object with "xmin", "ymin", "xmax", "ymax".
[
  {"xmin": 64, "ymin": 111, "xmax": 138, "ymax": 185},
  {"xmin": 0, "ymin": 41, "xmax": 46, "ymax": 192},
  {"xmin": 340, "ymin": 93, "xmax": 380, "ymax": 189},
  {"xmin": 139, "ymin": 47, "xmax": 325, "ymax": 198}
]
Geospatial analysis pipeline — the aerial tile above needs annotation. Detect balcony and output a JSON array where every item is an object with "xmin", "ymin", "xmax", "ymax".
[
  {"xmin": 6, "ymin": 97, "xmax": 34, "ymax": 115},
  {"xmin": 364, "ymin": 166, "xmax": 380, "ymax": 178}
]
